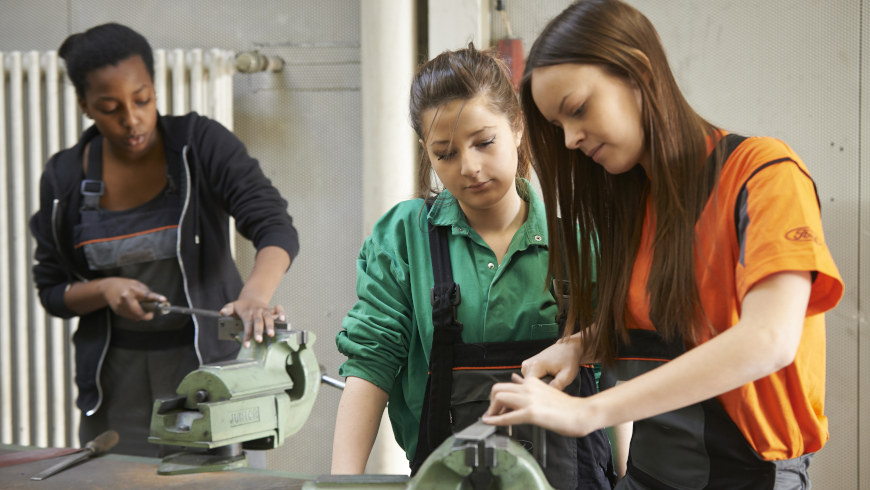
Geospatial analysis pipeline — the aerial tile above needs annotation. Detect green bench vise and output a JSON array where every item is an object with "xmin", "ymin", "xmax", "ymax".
[
  {"xmin": 148, "ymin": 316, "xmax": 320, "ymax": 475},
  {"xmin": 307, "ymin": 421, "xmax": 554, "ymax": 490}
]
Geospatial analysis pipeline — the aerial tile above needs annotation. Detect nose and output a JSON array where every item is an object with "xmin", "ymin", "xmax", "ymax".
[
  {"xmin": 119, "ymin": 103, "xmax": 140, "ymax": 128},
  {"xmin": 460, "ymin": 151, "xmax": 481, "ymax": 177},
  {"xmin": 563, "ymin": 123, "xmax": 584, "ymax": 150}
]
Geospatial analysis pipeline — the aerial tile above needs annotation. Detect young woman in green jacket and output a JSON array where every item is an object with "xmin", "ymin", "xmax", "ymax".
[{"xmin": 332, "ymin": 45, "xmax": 614, "ymax": 489}]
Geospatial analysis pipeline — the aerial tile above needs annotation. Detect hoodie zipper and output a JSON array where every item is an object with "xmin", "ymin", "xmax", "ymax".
[
  {"xmin": 178, "ymin": 145, "xmax": 203, "ymax": 365},
  {"xmin": 85, "ymin": 310, "xmax": 112, "ymax": 416}
]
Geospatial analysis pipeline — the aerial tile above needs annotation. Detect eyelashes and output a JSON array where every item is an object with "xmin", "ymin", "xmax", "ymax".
[
  {"xmin": 96, "ymin": 98, "xmax": 152, "ymax": 114},
  {"xmin": 478, "ymin": 136, "xmax": 496, "ymax": 148},
  {"xmin": 434, "ymin": 136, "xmax": 496, "ymax": 161},
  {"xmin": 436, "ymin": 150, "xmax": 457, "ymax": 161}
]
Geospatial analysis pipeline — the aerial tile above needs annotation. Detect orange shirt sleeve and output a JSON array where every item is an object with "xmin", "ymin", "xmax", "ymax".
[{"xmin": 733, "ymin": 139, "xmax": 842, "ymax": 316}]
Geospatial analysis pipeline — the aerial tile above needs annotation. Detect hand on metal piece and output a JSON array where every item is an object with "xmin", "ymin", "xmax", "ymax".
[
  {"xmin": 521, "ymin": 333, "xmax": 586, "ymax": 390},
  {"xmin": 221, "ymin": 297, "xmax": 286, "ymax": 348},
  {"xmin": 140, "ymin": 299, "xmax": 286, "ymax": 348}
]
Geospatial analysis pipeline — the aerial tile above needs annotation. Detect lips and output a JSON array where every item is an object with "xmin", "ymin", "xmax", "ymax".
[
  {"xmin": 584, "ymin": 144, "xmax": 603, "ymax": 161},
  {"xmin": 466, "ymin": 180, "xmax": 490, "ymax": 191},
  {"xmin": 125, "ymin": 134, "xmax": 145, "ymax": 147}
]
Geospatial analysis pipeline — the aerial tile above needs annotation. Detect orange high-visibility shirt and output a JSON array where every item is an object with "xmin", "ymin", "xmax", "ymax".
[{"xmin": 625, "ymin": 135, "xmax": 843, "ymax": 461}]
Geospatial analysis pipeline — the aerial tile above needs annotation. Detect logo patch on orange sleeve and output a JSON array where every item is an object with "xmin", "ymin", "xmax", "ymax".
[{"xmin": 785, "ymin": 227, "xmax": 820, "ymax": 244}]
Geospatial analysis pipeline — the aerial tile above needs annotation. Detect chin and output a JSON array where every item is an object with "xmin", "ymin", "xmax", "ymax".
[{"xmin": 601, "ymin": 161, "xmax": 640, "ymax": 175}]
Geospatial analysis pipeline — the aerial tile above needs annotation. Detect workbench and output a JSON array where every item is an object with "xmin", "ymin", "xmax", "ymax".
[{"xmin": 0, "ymin": 444, "xmax": 313, "ymax": 489}]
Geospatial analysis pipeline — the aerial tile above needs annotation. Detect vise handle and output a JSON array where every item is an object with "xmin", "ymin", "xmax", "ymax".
[{"xmin": 141, "ymin": 301, "xmax": 291, "ymax": 342}]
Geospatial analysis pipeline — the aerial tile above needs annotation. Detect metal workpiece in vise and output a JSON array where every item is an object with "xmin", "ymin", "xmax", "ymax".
[
  {"xmin": 304, "ymin": 421, "xmax": 554, "ymax": 490},
  {"xmin": 148, "ymin": 313, "xmax": 320, "ymax": 475}
]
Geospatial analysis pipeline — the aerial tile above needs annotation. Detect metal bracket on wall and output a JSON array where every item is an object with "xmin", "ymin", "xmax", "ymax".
[{"xmin": 235, "ymin": 51, "xmax": 285, "ymax": 73}]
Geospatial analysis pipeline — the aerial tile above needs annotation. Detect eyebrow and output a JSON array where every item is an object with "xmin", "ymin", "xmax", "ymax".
[
  {"xmin": 95, "ymin": 84, "xmax": 149, "ymax": 101},
  {"xmin": 429, "ymin": 126, "xmax": 495, "ymax": 147}
]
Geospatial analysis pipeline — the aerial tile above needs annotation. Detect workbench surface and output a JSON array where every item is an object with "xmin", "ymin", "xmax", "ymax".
[{"xmin": 0, "ymin": 445, "xmax": 313, "ymax": 489}]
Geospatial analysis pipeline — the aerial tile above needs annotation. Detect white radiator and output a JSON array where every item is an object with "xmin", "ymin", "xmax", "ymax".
[{"xmin": 0, "ymin": 48, "xmax": 236, "ymax": 449}]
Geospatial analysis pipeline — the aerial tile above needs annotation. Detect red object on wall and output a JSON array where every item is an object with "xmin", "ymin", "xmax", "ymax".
[{"xmin": 497, "ymin": 38, "xmax": 524, "ymax": 90}]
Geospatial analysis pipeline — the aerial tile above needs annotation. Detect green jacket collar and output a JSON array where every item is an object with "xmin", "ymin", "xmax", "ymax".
[{"xmin": 426, "ymin": 178, "xmax": 549, "ymax": 249}]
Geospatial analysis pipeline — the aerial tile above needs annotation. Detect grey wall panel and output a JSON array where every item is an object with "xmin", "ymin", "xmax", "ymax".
[
  {"xmin": 0, "ymin": 0, "xmax": 68, "ymax": 51},
  {"xmin": 223, "ymin": 16, "xmax": 362, "ymax": 477},
  {"xmin": 67, "ymin": 0, "xmax": 360, "ymax": 50},
  {"xmin": 488, "ymin": 0, "xmax": 568, "ymax": 55},
  {"xmin": 860, "ymin": 0, "xmax": 869, "ymax": 486},
  {"xmin": 214, "ymin": 11, "xmax": 363, "ymax": 478},
  {"xmin": 234, "ymin": 87, "xmax": 362, "ymax": 475}
]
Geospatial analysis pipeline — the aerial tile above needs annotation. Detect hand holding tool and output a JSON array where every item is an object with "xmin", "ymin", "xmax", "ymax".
[{"xmin": 30, "ymin": 430, "xmax": 119, "ymax": 480}]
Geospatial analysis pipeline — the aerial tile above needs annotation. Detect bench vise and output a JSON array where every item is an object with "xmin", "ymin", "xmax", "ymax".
[
  {"xmin": 307, "ymin": 421, "xmax": 554, "ymax": 489},
  {"xmin": 148, "ymin": 316, "xmax": 320, "ymax": 475}
]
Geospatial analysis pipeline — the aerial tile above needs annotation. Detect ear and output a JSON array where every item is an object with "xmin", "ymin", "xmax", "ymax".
[
  {"xmin": 513, "ymin": 124, "xmax": 524, "ymax": 148},
  {"xmin": 78, "ymin": 97, "xmax": 90, "ymax": 119},
  {"xmin": 631, "ymin": 48, "xmax": 653, "ymax": 86}
]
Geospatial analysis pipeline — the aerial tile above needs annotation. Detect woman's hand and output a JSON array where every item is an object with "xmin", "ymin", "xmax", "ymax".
[
  {"xmin": 521, "ymin": 331, "xmax": 586, "ymax": 390},
  {"xmin": 221, "ymin": 296, "xmax": 285, "ymax": 348},
  {"xmin": 99, "ymin": 277, "xmax": 166, "ymax": 320},
  {"xmin": 225, "ymin": 245, "xmax": 292, "ymax": 347},
  {"xmin": 482, "ymin": 373, "xmax": 598, "ymax": 437}
]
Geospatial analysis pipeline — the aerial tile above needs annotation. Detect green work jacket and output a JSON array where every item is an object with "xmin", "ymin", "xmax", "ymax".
[{"xmin": 336, "ymin": 180, "xmax": 561, "ymax": 461}]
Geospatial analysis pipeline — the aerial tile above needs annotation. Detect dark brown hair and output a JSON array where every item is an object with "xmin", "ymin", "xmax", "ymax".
[
  {"xmin": 521, "ymin": 0, "xmax": 722, "ymax": 363},
  {"xmin": 410, "ymin": 43, "xmax": 530, "ymax": 198}
]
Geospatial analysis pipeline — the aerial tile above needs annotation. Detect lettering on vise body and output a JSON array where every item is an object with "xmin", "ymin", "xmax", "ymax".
[{"xmin": 229, "ymin": 407, "xmax": 261, "ymax": 426}]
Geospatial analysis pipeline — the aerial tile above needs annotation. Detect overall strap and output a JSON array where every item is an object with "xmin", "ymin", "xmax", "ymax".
[
  {"xmin": 412, "ymin": 199, "xmax": 463, "ymax": 471},
  {"xmin": 704, "ymin": 132, "xmax": 747, "ymax": 204},
  {"xmin": 424, "ymin": 199, "xmax": 463, "ymax": 450},
  {"xmin": 80, "ymin": 135, "xmax": 105, "ymax": 211}
]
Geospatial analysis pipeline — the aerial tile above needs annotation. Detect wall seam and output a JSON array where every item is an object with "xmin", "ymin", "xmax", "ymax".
[{"xmin": 858, "ymin": 0, "xmax": 864, "ymax": 484}]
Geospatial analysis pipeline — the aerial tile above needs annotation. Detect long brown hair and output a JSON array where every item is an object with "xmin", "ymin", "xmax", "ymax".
[
  {"xmin": 521, "ymin": 0, "xmax": 722, "ymax": 363},
  {"xmin": 410, "ymin": 43, "xmax": 530, "ymax": 198}
]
